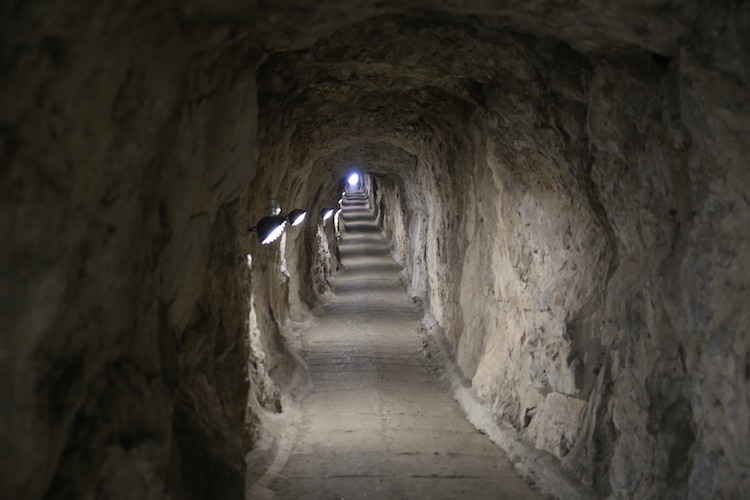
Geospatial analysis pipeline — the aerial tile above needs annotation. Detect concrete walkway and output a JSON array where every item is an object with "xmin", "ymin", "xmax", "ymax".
[{"xmin": 269, "ymin": 189, "xmax": 550, "ymax": 499}]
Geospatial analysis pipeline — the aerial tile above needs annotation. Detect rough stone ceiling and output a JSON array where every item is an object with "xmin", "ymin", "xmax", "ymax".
[
  {"xmin": 242, "ymin": 1, "xmax": 741, "ymax": 195},
  {"xmin": 183, "ymin": 1, "xmax": 697, "ymax": 55},
  {"xmin": 255, "ymin": 9, "xmax": 583, "ymax": 201},
  {"xmin": 6, "ymin": 1, "xmax": 740, "ymax": 198}
]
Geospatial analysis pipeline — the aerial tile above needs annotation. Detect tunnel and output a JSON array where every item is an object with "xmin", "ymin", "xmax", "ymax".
[{"xmin": 1, "ymin": 1, "xmax": 749, "ymax": 499}]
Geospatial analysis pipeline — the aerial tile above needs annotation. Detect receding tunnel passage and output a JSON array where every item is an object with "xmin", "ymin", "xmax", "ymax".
[
  {"xmin": 252, "ymin": 188, "xmax": 550, "ymax": 498},
  {"xmin": 2, "ymin": 3, "xmax": 749, "ymax": 500}
]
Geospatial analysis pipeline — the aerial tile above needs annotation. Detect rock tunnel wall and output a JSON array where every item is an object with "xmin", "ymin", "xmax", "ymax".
[
  {"xmin": 0, "ymin": 9, "xmax": 296, "ymax": 500},
  {"xmin": 2, "ymin": 2, "xmax": 749, "ymax": 500},
  {"xmin": 363, "ymin": 58, "xmax": 748, "ymax": 500},
  {"xmin": 364, "ymin": 37, "xmax": 750, "ymax": 500},
  {"xmin": 256, "ymin": 9, "xmax": 750, "ymax": 499}
]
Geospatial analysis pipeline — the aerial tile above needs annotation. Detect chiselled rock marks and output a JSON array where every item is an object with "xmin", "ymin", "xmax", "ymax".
[{"xmin": 268, "ymin": 188, "xmax": 550, "ymax": 499}]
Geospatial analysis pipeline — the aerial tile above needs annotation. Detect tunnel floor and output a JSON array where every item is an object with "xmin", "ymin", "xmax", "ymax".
[{"xmin": 267, "ymin": 190, "xmax": 550, "ymax": 499}]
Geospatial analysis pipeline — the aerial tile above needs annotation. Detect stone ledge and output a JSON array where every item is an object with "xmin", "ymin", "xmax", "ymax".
[{"xmin": 423, "ymin": 315, "xmax": 596, "ymax": 500}]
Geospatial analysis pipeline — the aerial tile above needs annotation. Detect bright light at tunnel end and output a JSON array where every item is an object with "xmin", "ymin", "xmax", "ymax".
[{"xmin": 347, "ymin": 173, "xmax": 360, "ymax": 186}]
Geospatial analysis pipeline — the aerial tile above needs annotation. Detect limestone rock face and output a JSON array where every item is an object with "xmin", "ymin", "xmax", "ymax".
[
  {"xmin": 0, "ymin": 8, "xmax": 290, "ymax": 500},
  {"xmin": 2, "ymin": 1, "xmax": 749, "ymax": 500},
  {"xmin": 524, "ymin": 392, "xmax": 588, "ymax": 459},
  {"xmin": 256, "ymin": 6, "xmax": 749, "ymax": 499}
]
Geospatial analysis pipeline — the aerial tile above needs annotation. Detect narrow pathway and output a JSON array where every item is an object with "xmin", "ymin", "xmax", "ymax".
[{"xmin": 270, "ymin": 188, "xmax": 550, "ymax": 499}]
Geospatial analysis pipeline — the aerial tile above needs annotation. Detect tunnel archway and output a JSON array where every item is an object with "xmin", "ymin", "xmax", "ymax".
[{"xmin": 2, "ymin": 2, "xmax": 749, "ymax": 500}]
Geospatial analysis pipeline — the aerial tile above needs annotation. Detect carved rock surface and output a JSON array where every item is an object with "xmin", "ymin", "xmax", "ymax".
[
  {"xmin": 2, "ymin": 2, "xmax": 749, "ymax": 500},
  {"xmin": 525, "ymin": 392, "xmax": 588, "ymax": 459}
]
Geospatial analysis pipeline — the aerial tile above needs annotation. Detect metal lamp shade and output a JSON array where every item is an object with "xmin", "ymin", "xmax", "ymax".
[{"xmin": 257, "ymin": 216, "xmax": 286, "ymax": 244}]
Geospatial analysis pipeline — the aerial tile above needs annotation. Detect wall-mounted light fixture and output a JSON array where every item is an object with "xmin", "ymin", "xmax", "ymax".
[
  {"xmin": 320, "ymin": 208, "xmax": 334, "ymax": 221},
  {"xmin": 249, "ymin": 199, "xmax": 310, "ymax": 244},
  {"xmin": 250, "ymin": 215, "xmax": 286, "ymax": 244},
  {"xmin": 269, "ymin": 199, "xmax": 282, "ymax": 216},
  {"xmin": 287, "ymin": 209, "xmax": 307, "ymax": 226}
]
